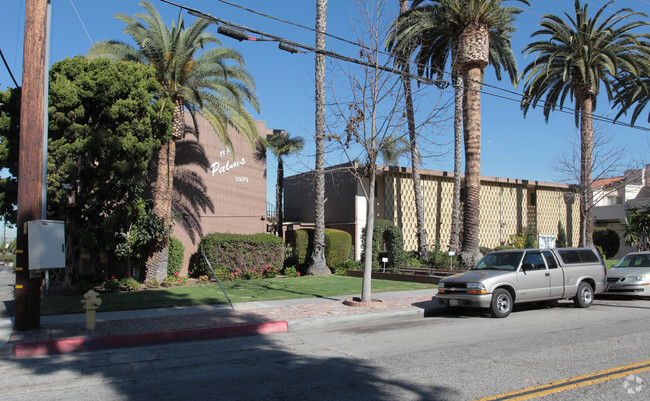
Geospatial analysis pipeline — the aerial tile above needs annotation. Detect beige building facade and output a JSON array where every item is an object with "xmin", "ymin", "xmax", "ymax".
[{"xmin": 284, "ymin": 164, "xmax": 581, "ymax": 260}]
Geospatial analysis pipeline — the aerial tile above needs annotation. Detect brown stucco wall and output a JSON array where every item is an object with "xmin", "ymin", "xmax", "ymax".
[{"xmin": 172, "ymin": 114, "xmax": 271, "ymax": 272}]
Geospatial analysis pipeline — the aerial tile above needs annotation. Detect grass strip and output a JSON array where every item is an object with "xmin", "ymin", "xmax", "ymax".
[{"xmin": 42, "ymin": 276, "xmax": 436, "ymax": 315}]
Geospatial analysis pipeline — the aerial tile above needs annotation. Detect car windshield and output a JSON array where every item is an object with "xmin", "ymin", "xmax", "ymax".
[
  {"xmin": 472, "ymin": 252, "xmax": 523, "ymax": 271},
  {"xmin": 613, "ymin": 254, "xmax": 650, "ymax": 268}
]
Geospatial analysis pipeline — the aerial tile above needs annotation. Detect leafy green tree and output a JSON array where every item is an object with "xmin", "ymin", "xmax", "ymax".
[
  {"xmin": 267, "ymin": 131, "xmax": 304, "ymax": 240},
  {"xmin": 388, "ymin": 0, "xmax": 528, "ymax": 268},
  {"xmin": 88, "ymin": 0, "xmax": 260, "ymax": 281},
  {"xmin": 47, "ymin": 56, "xmax": 173, "ymax": 282},
  {"xmin": 520, "ymin": 0, "xmax": 650, "ymax": 247},
  {"xmin": 1, "ymin": 57, "xmax": 173, "ymax": 284},
  {"xmin": 0, "ymin": 87, "xmax": 20, "ymax": 225}
]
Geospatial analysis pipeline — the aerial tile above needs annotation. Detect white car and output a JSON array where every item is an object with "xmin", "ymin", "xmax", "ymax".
[{"xmin": 606, "ymin": 251, "xmax": 650, "ymax": 296}]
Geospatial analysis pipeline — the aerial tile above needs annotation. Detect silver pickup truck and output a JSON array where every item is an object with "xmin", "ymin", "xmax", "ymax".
[{"xmin": 437, "ymin": 248, "xmax": 607, "ymax": 318}]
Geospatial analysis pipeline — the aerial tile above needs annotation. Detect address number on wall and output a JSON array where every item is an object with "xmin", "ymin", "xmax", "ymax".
[{"xmin": 234, "ymin": 176, "xmax": 249, "ymax": 183}]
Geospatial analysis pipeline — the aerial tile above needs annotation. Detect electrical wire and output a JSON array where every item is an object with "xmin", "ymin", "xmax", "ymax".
[{"xmin": 0, "ymin": 48, "xmax": 19, "ymax": 87}]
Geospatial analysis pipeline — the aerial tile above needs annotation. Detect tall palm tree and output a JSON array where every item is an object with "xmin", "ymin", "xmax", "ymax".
[
  {"xmin": 388, "ymin": 0, "xmax": 527, "ymax": 267},
  {"xmin": 267, "ymin": 131, "xmax": 304, "ymax": 240},
  {"xmin": 521, "ymin": 0, "xmax": 649, "ymax": 247},
  {"xmin": 87, "ymin": 1, "xmax": 260, "ymax": 280},
  {"xmin": 308, "ymin": 0, "xmax": 331, "ymax": 276},
  {"xmin": 397, "ymin": 0, "xmax": 428, "ymax": 260}
]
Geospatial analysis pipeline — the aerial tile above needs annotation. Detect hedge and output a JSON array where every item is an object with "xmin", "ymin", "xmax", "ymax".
[
  {"xmin": 191, "ymin": 233, "xmax": 284, "ymax": 277},
  {"xmin": 361, "ymin": 219, "xmax": 407, "ymax": 271},
  {"xmin": 293, "ymin": 228, "xmax": 352, "ymax": 269},
  {"xmin": 167, "ymin": 236, "xmax": 184, "ymax": 277},
  {"xmin": 593, "ymin": 227, "xmax": 620, "ymax": 259}
]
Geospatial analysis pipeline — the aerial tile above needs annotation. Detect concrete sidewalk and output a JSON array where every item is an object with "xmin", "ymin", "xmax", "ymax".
[{"xmin": 1, "ymin": 267, "xmax": 442, "ymax": 359}]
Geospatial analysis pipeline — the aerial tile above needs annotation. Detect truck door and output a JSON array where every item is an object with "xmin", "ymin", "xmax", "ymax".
[
  {"xmin": 516, "ymin": 251, "xmax": 551, "ymax": 301},
  {"xmin": 542, "ymin": 250, "xmax": 564, "ymax": 297}
]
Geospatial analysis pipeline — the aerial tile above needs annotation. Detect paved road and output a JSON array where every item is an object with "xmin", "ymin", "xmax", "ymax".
[{"xmin": 0, "ymin": 295, "xmax": 647, "ymax": 400}]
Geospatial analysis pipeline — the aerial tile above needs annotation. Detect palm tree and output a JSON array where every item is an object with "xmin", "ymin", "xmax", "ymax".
[
  {"xmin": 308, "ymin": 0, "xmax": 331, "ymax": 276},
  {"xmin": 520, "ymin": 0, "xmax": 649, "ymax": 247},
  {"xmin": 388, "ymin": 0, "xmax": 528, "ymax": 267},
  {"xmin": 267, "ymin": 131, "xmax": 304, "ymax": 240},
  {"xmin": 87, "ymin": 1, "xmax": 260, "ymax": 281},
  {"xmin": 397, "ymin": 0, "xmax": 428, "ymax": 260},
  {"xmin": 613, "ymin": 65, "xmax": 650, "ymax": 125}
]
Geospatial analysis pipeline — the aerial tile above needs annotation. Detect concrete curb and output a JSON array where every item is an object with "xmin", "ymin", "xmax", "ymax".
[{"xmin": 13, "ymin": 320, "xmax": 289, "ymax": 358}]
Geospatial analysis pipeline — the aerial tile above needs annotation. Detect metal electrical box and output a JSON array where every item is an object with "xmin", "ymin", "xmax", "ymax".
[{"xmin": 28, "ymin": 220, "xmax": 66, "ymax": 270}]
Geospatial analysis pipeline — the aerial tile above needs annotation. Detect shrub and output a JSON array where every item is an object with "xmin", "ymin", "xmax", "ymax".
[
  {"xmin": 120, "ymin": 277, "xmax": 141, "ymax": 292},
  {"xmin": 593, "ymin": 227, "xmax": 620, "ymax": 259},
  {"xmin": 557, "ymin": 221, "xmax": 567, "ymax": 248},
  {"xmin": 247, "ymin": 268, "xmax": 264, "ymax": 280},
  {"xmin": 524, "ymin": 225, "xmax": 538, "ymax": 248},
  {"xmin": 197, "ymin": 275, "xmax": 210, "ymax": 284},
  {"xmin": 360, "ymin": 220, "xmax": 407, "ymax": 271},
  {"xmin": 144, "ymin": 278, "xmax": 160, "ymax": 289},
  {"xmin": 103, "ymin": 277, "xmax": 121, "ymax": 292},
  {"xmin": 292, "ymin": 228, "xmax": 352, "ymax": 269},
  {"xmin": 283, "ymin": 266, "xmax": 300, "ymax": 277},
  {"xmin": 192, "ymin": 233, "xmax": 284, "ymax": 277},
  {"xmin": 336, "ymin": 259, "xmax": 362, "ymax": 272},
  {"xmin": 407, "ymin": 256, "xmax": 422, "ymax": 267},
  {"xmin": 264, "ymin": 265, "xmax": 280, "ymax": 278},
  {"xmin": 167, "ymin": 236, "xmax": 184, "ymax": 277}
]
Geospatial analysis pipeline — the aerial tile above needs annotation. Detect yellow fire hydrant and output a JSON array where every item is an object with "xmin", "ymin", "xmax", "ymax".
[{"xmin": 81, "ymin": 290, "xmax": 102, "ymax": 330}]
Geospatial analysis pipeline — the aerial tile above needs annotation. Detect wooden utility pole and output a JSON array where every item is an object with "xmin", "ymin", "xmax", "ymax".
[{"xmin": 14, "ymin": 0, "xmax": 49, "ymax": 331}]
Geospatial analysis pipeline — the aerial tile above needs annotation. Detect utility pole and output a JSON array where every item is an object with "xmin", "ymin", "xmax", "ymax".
[{"xmin": 14, "ymin": 0, "xmax": 49, "ymax": 331}]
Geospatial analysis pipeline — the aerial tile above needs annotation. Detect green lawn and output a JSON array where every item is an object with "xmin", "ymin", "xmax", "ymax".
[{"xmin": 42, "ymin": 276, "xmax": 436, "ymax": 315}]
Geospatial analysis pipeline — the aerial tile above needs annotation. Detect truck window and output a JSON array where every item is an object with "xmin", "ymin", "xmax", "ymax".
[
  {"xmin": 542, "ymin": 251, "xmax": 558, "ymax": 269},
  {"xmin": 557, "ymin": 249, "xmax": 599, "ymax": 264},
  {"xmin": 522, "ymin": 251, "xmax": 546, "ymax": 270},
  {"xmin": 578, "ymin": 250, "xmax": 599, "ymax": 263}
]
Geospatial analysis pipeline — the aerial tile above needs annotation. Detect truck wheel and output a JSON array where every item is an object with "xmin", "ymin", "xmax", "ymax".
[
  {"xmin": 490, "ymin": 289, "xmax": 512, "ymax": 318},
  {"xmin": 573, "ymin": 282, "xmax": 594, "ymax": 308}
]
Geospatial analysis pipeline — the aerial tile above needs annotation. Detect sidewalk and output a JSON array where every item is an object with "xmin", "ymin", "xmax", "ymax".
[{"xmin": 1, "ymin": 277, "xmax": 442, "ymax": 358}]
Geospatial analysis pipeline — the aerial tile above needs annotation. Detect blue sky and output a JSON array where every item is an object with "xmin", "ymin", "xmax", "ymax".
[{"xmin": 2, "ymin": 0, "xmax": 650, "ymax": 237}]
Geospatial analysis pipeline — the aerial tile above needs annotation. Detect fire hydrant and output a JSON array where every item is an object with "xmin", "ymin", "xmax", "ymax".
[{"xmin": 81, "ymin": 290, "xmax": 102, "ymax": 330}]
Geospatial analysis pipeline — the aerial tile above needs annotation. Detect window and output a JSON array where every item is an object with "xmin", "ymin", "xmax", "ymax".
[
  {"xmin": 522, "ymin": 251, "xmax": 546, "ymax": 270},
  {"xmin": 557, "ymin": 249, "xmax": 599, "ymax": 264},
  {"xmin": 542, "ymin": 251, "xmax": 558, "ymax": 269}
]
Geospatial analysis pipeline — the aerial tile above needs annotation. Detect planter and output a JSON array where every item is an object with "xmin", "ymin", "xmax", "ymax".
[{"xmin": 345, "ymin": 270, "xmax": 441, "ymax": 284}]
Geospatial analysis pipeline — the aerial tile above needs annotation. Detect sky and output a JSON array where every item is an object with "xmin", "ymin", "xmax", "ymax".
[{"xmin": 2, "ymin": 0, "xmax": 650, "ymax": 240}]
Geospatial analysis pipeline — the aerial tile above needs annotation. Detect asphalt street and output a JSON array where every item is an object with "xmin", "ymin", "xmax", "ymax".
[{"xmin": 0, "ymin": 292, "xmax": 648, "ymax": 400}]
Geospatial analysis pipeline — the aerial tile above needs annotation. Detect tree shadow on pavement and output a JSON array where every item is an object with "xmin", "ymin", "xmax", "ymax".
[{"xmin": 3, "ymin": 310, "xmax": 459, "ymax": 401}]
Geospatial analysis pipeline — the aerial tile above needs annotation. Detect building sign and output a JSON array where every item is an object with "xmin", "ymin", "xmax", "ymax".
[{"xmin": 210, "ymin": 148, "xmax": 248, "ymax": 182}]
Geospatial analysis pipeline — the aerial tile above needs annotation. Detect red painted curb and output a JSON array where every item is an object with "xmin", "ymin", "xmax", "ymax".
[{"xmin": 13, "ymin": 321, "xmax": 288, "ymax": 358}]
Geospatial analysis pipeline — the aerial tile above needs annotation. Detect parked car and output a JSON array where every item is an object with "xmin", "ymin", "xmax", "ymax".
[
  {"xmin": 605, "ymin": 251, "xmax": 650, "ymax": 296},
  {"xmin": 437, "ymin": 248, "xmax": 607, "ymax": 318}
]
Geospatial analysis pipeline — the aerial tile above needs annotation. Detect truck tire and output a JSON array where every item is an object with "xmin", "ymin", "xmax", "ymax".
[
  {"xmin": 490, "ymin": 288, "xmax": 512, "ymax": 318},
  {"xmin": 573, "ymin": 282, "xmax": 594, "ymax": 308}
]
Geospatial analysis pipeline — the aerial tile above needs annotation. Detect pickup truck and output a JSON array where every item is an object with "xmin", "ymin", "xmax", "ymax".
[{"xmin": 437, "ymin": 248, "xmax": 607, "ymax": 318}]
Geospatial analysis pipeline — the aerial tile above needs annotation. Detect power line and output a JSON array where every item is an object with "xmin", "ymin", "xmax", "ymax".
[
  {"xmin": 159, "ymin": 0, "xmax": 448, "ymax": 89},
  {"xmin": 0, "ymin": 48, "xmax": 19, "ymax": 87},
  {"xmin": 159, "ymin": 0, "xmax": 650, "ymax": 133}
]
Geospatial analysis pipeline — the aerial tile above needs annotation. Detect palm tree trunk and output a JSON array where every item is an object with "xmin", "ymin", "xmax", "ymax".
[
  {"xmin": 145, "ymin": 100, "xmax": 183, "ymax": 281},
  {"xmin": 276, "ymin": 157, "xmax": 284, "ymax": 240},
  {"xmin": 459, "ymin": 66, "xmax": 483, "ymax": 268},
  {"xmin": 399, "ymin": 0, "xmax": 428, "ymax": 262},
  {"xmin": 579, "ymin": 96, "xmax": 594, "ymax": 247},
  {"xmin": 450, "ymin": 71, "xmax": 463, "ymax": 254},
  {"xmin": 307, "ymin": 0, "xmax": 330, "ymax": 275}
]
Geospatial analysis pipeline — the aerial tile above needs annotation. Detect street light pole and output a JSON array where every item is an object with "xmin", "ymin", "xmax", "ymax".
[{"xmin": 14, "ymin": 0, "xmax": 49, "ymax": 331}]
